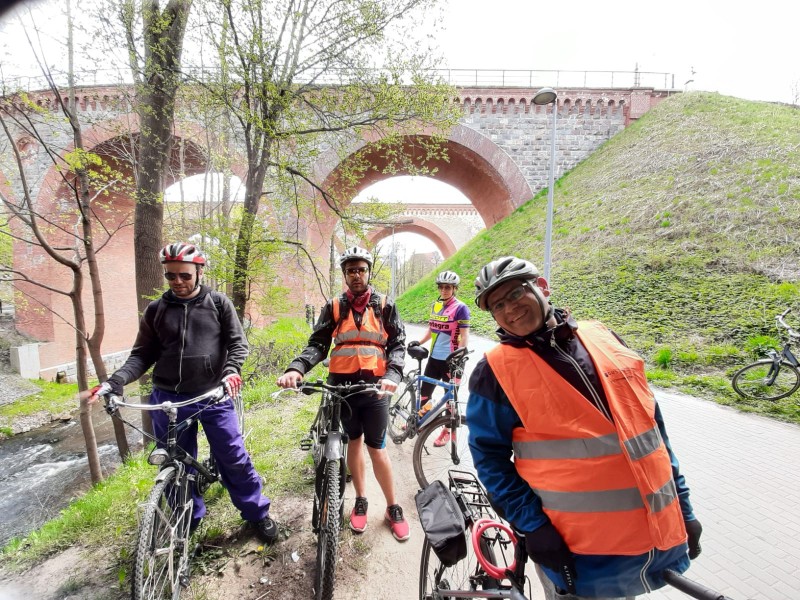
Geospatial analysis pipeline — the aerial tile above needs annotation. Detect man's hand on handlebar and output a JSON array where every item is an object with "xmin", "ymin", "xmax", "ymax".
[
  {"xmin": 277, "ymin": 370, "xmax": 304, "ymax": 389},
  {"xmin": 378, "ymin": 378, "xmax": 397, "ymax": 396},
  {"xmin": 82, "ymin": 378, "xmax": 123, "ymax": 404}
]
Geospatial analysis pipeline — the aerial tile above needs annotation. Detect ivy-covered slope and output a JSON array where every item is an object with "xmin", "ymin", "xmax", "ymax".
[{"xmin": 397, "ymin": 92, "xmax": 800, "ymax": 420}]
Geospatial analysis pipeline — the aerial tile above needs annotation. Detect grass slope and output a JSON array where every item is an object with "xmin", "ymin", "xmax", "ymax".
[{"xmin": 398, "ymin": 92, "xmax": 800, "ymax": 422}]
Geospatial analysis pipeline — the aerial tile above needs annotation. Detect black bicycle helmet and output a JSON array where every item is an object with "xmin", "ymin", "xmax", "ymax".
[
  {"xmin": 339, "ymin": 246, "xmax": 374, "ymax": 269},
  {"xmin": 435, "ymin": 270, "xmax": 461, "ymax": 286},
  {"xmin": 474, "ymin": 256, "xmax": 539, "ymax": 310}
]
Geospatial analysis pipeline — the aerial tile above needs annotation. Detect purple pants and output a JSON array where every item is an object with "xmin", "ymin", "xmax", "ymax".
[{"xmin": 150, "ymin": 388, "xmax": 271, "ymax": 523}]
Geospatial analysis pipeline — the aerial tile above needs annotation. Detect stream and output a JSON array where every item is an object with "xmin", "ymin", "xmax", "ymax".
[{"xmin": 0, "ymin": 408, "xmax": 142, "ymax": 547}]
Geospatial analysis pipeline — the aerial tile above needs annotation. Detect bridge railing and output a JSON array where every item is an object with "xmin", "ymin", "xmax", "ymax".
[{"xmin": 2, "ymin": 66, "xmax": 676, "ymax": 95}]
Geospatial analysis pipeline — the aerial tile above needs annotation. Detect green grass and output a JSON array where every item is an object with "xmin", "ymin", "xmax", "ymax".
[
  {"xmin": 397, "ymin": 92, "xmax": 800, "ymax": 424},
  {"xmin": 0, "ymin": 380, "xmax": 79, "ymax": 420}
]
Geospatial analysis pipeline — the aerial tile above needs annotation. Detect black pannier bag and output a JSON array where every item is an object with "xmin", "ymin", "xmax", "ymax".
[{"xmin": 415, "ymin": 480, "xmax": 467, "ymax": 566}]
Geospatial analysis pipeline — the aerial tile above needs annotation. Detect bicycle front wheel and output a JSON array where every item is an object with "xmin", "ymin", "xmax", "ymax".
[
  {"xmin": 413, "ymin": 415, "xmax": 473, "ymax": 488},
  {"xmin": 314, "ymin": 459, "xmax": 342, "ymax": 600},
  {"xmin": 132, "ymin": 468, "xmax": 192, "ymax": 600},
  {"xmin": 387, "ymin": 381, "xmax": 416, "ymax": 443},
  {"xmin": 732, "ymin": 359, "xmax": 800, "ymax": 401}
]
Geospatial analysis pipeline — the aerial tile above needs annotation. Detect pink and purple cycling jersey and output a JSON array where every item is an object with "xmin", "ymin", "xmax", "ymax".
[{"xmin": 428, "ymin": 296, "xmax": 470, "ymax": 359}]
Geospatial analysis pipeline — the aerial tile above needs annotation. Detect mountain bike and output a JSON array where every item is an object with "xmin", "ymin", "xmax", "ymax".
[
  {"xmin": 419, "ymin": 469, "xmax": 532, "ymax": 600},
  {"xmin": 100, "ymin": 385, "xmax": 242, "ymax": 600},
  {"xmin": 273, "ymin": 380, "xmax": 382, "ymax": 600},
  {"xmin": 387, "ymin": 345, "xmax": 472, "ymax": 487},
  {"xmin": 732, "ymin": 308, "xmax": 800, "ymax": 401}
]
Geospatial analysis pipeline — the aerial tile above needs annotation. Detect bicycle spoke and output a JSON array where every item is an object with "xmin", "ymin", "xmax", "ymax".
[
  {"xmin": 414, "ymin": 416, "xmax": 474, "ymax": 488},
  {"xmin": 732, "ymin": 360, "xmax": 800, "ymax": 401}
]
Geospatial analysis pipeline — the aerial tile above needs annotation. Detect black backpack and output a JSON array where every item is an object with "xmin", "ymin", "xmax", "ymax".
[{"xmin": 415, "ymin": 480, "xmax": 467, "ymax": 567}]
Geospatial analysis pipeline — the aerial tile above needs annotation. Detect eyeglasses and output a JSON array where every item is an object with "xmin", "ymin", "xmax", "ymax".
[
  {"xmin": 164, "ymin": 272, "xmax": 194, "ymax": 281},
  {"xmin": 437, "ymin": 284, "xmax": 455, "ymax": 289},
  {"xmin": 345, "ymin": 267, "xmax": 369, "ymax": 276},
  {"xmin": 489, "ymin": 282, "xmax": 531, "ymax": 315}
]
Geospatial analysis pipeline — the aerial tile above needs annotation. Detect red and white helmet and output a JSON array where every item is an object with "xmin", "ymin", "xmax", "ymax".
[{"xmin": 159, "ymin": 242, "xmax": 207, "ymax": 265}]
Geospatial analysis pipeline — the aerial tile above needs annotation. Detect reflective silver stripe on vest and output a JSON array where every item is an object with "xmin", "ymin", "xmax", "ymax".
[
  {"xmin": 623, "ymin": 427, "xmax": 663, "ymax": 461},
  {"xmin": 534, "ymin": 478, "xmax": 678, "ymax": 514},
  {"xmin": 647, "ymin": 478, "xmax": 678, "ymax": 513},
  {"xmin": 334, "ymin": 330, "xmax": 387, "ymax": 344},
  {"xmin": 513, "ymin": 433, "xmax": 621, "ymax": 460},
  {"xmin": 330, "ymin": 347, "xmax": 385, "ymax": 358},
  {"xmin": 534, "ymin": 487, "xmax": 645, "ymax": 513}
]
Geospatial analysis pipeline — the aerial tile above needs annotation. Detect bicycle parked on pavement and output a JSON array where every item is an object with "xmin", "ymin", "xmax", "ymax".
[
  {"xmin": 418, "ymin": 469, "xmax": 532, "ymax": 600},
  {"xmin": 732, "ymin": 308, "xmax": 800, "ymax": 401},
  {"xmin": 273, "ymin": 379, "xmax": 382, "ymax": 600},
  {"xmin": 100, "ymin": 385, "xmax": 243, "ymax": 600},
  {"xmin": 387, "ymin": 345, "xmax": 472, "ymax": 487}
]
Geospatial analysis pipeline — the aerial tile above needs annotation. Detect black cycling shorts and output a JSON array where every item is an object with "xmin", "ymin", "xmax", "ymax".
[{"xmin": 328, "ymin": 374, "xmax": 389, "ymax": 449}]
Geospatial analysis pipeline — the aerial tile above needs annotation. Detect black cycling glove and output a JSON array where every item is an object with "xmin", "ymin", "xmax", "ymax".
[
  {"xmin": 524, "ymin": 522, "xmax": 577, "ymax": 594},
  {"xmin": 684, "ymin": 518, "xmax": 703, "ymax": 560}
]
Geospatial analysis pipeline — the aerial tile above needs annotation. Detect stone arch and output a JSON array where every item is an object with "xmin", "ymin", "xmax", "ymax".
[{"xmin": 366, "ymin": 217, "xmax": 457, "ymax": 259}]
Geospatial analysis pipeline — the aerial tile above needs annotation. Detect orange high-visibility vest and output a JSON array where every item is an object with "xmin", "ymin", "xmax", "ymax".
[
  {"xmin": 486, "ymin": 321, "xmax": 687, "ymax": 556},
  {"xmin": 329, "ymin": 295, "xmax": 388, "ymax": 376}
]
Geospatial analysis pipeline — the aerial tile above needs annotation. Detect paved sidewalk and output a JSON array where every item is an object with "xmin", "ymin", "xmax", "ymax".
[{"xmin": 645, "ymin": 388, "xmax": 800, "ymax": 600}]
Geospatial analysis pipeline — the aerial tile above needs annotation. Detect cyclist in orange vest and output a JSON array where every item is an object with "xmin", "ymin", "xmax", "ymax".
[
  {"xmin": 468, "ymin": 256, "xmax": 702, "ymax": 599},
  {"xmin": 277, "ymin": 246, "xmax": 410, "ymax": 541}
]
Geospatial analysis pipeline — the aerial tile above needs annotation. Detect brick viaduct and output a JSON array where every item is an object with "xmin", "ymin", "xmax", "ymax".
[{"xmin": 0, "ymin": 84, "xmax": 673, "ymax": 379}]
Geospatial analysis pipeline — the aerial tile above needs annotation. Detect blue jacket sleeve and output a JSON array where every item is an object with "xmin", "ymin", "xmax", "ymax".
[
  {"xmin": 466, "ymin": 389, "xmax": 549, "ymax": 533},
  {"xmin": 654, "ymin": 400, "xmax": 695, "ymax": 521}
]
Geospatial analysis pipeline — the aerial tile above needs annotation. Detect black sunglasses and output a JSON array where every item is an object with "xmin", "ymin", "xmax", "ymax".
[
  {"xmin": 345, "ymin": 267, "xmax": 369, "ymax": 276},
  {"xmin": 164, "ymin": 272, "xmax": 194, "ymax": 281}
]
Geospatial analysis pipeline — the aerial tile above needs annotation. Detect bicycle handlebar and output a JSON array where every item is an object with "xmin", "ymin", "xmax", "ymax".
[
  {"xmin": 776, "ymin": 308, "xmax": 800, "ymax": 340},
  {"xmin": 271, "ymin": 380, "xmax": 384, "ymax": 399},
  {"xmin": 103, "ymin": 385, "xmax": 226, "ymax": 414},
  {"xmin": 662, "ymin": 569, "xmax": 735, "ymax": 600}
]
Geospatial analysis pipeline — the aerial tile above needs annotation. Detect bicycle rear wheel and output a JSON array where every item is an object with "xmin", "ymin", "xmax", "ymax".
[
  {"xmin": 387, "ymin": 380, "xmax": 416, "ymax": 443},
  {"xmin": 732, "ymin": 359, "xmax": 800, "ymax": 401},
  {"xmin": 419, "ymin": 533, "xmax": 499, "ymax": 599},
  {"xmin": 413, "ymin": 415, "xmax": 473, "ymax": 488},
  {"xmin": 314, "ymin": 459, "xmax": 342, "ymax": 600},
  {"xmin": 132, "ymin": 468, "xmax": 192, "ymax": 600}
]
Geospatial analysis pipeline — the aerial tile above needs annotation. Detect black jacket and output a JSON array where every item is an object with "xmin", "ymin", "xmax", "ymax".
[
  {"xmin": 111, "ymin": 285, "xmax": 248, "ymax": 394},
  {"xmin": 286, "ymin": 287, "xmax": 406, "ymax": 384}
]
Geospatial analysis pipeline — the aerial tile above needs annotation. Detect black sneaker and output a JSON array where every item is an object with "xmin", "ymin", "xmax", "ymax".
[{"xmin": 254, "ymin": 516, "xmax": 278, "ymax": 544}]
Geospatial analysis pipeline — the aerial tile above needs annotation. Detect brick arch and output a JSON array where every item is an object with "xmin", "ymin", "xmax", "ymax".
[
  {"xmin": 314, "ymin": 125, "xmax": 532, "ymax": 229},
  {"xmin": 366, "ymin": 217, "xmax": 458, "ymax": 259}
]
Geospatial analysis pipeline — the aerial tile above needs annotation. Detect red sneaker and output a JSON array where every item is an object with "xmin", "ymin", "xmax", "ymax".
[
  {"xmin": 349, "ymin": 496, "xmax": 368, "ymax": 533},
  {"xmin": 433, "ymin": 428, "xmax": 451, "ymax": 448},
  {"xmin": 385, "ymin": 504, "xmax": 410, "ymax": 541}
]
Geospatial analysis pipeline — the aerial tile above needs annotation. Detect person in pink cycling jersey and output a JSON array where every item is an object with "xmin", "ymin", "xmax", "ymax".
[{"xmin": 412, "ymin": 270, "xmax": 470, "ymax": 447}]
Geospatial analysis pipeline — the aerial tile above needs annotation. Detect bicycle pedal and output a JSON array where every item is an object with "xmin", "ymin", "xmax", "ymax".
[
  {"xmin": 300, "ymin": 437, "xmax": 313, "ymax": 451},
  {"xmin": 179, "ymin": 575, "xmax": 191, "ymax": 588}
]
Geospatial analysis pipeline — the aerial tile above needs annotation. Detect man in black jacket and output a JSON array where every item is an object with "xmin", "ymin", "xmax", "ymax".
[{"xmin": 91, "ymin": 242, "xmax": 276, "ymax": 543}]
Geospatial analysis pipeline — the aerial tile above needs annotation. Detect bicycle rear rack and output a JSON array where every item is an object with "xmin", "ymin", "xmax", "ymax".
[{"xmin": 448, "ymin": 470, "xmax": 496, "ymax": 523}]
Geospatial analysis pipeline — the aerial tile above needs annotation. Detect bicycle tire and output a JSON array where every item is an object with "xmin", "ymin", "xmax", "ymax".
[
  {"xmin": 314, "ymin": 459, "xmax": 342, "ymax": 600},
  {"xmin": 388, "ymin": 380, "xmax": 416, "ymax": 442},
  {"xmin": 732, "ymin": 359, "xmax": 800, "ymax": 401},
  {"xmin": 419, "ymin": 532, "xmax": 499, "ymax": 600},
  {"xmin": 413, "ymin": 415, "xmax": 473, "ymax": 488},
  {"xmin": 132, "ymin": 467, "xmax": 192, "ymax": 600}
]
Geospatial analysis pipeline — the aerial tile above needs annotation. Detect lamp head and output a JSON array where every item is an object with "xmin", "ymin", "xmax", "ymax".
[{"xmin": 533, "ymin": 87, "xmax": 558, "ymax": 105}]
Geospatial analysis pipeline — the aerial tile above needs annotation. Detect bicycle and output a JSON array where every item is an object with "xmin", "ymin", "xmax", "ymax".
[
  {"xmin": 732, "ymin": 308, "xmax": 800, "ymax": 401},
  {"xmin": 387, "ymin": 344, "xmax": 472, "ymax": 487},
  {"xmin": 100, "ymin": 385, "xmax": 243, "ymax": 600},
  {"xmin": 272, "ymin": 379, "xmax": 382, "ymax": 600},
  {"xmin": 419, "ymin": 469, "xmax": 532, "ymax": 600}
]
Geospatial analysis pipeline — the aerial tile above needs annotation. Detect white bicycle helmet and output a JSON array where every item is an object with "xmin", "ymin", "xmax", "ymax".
[
  {"xmin": 474, "ymin": 256, "xmax": 539, "ymax": 310},
  {"xmin": 339, "ymin": 246, "xmax": 374, "ymax": 269},
  {"xmin": 159, "ymin": 242, "xmax": 207, "ymax": 265},
  {"xmin": 435, "ymin": 270, "xmax": 461, "ymax": 286}
]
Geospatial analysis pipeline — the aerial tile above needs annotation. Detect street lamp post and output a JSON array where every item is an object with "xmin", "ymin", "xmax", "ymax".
[{"xmin": 533, "ymin": 87, "xmax": 558, "ymax": 282}]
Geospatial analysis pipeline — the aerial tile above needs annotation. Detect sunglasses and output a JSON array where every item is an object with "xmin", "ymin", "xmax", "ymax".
[
  {"xmin": 164, "ymin": 272, "xmax": 194, "ymax": 281},
  {"xmin": 345, "ymin": 267, "xmax": 369, "ymax": 276}
]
